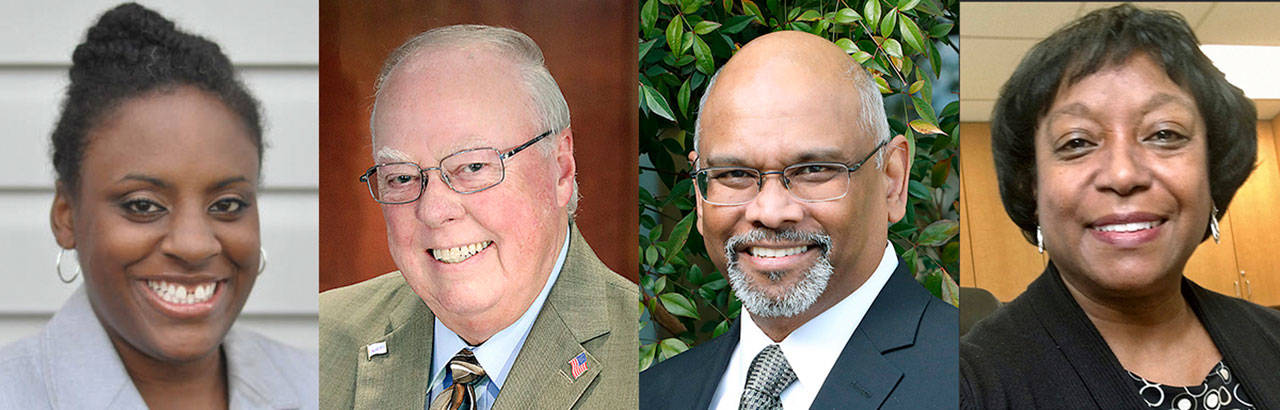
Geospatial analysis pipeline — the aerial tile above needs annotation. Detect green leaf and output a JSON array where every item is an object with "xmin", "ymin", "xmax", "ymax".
[
  {"xmin": 659, "ymin": 293, "xmax": 699, "ymax": 319},
  {"xmin": 640, "ymin": 342, "xmax": 657, "ymax": 370},
  {"xmin": 712, "ymin": 320, "xmax": 731, "ymax": 338},
  {"xmin": 872, "ymin": 74, "xmax": 891, "ymax": 94},
  {"xmin": 722, "ymin": 15, "xmax": 755, "ymax": 34},
  {"xmin": 898, "ymin": 12, "xmax": 927, "ymax": 55},
  {"xmin": 743, "ymin": 0, "xmax": 765, "ymax": 24},
  {"xmin": 918, "ymin": 219, "xmax": 959, "ymax": 246},
  {"xmin": 681, "ymin": 0, "xmax": 701, "ymax": 14},
  {"xmin": 677, "ymin": 78, "xmax": 692, "ymax": 117},
  {"xmin": 879, "ymin": 8, "xmax": 897, "ymax": 36},
  {"xmin": 693, "ymin": 20, "xmax": 722, "ymax": 35},
  {"xmin": 692, "ymin": 35, "xmax": 715, "ymax": 75},
  {"xmin": 640, "ymin": 83, "xmax": 677, "ymax": 122},
  {"xmin": 834, "ymin": 38, "xmax": 858, "ymax": 54},
  {"xmin": 796, "ymin": 9, "xmax": 823, "ymax": 21},
  {"xmin": 914, "ymin": 0, "xmax": 945, "ymax": 16},
  {"xmin": 900, "ymin": 247, "xmax": 918, "ymax": 275},
  {"xmin": 639, "ymin": 39, "xmax": 658, "ymax": 63},
  {"xmin": 912, "ymin": 95, "xmax": 937, "ymax": 124},
  {"xmin": 940, "ymin": 271, "xmax": 959, "ymax": 307},
  {"xmin": 907, "ymin": 80, "xmax": 923, "ymax": 95},
  {"xmin": 663, "ymin": 212, "xmax": 697, "ymax": 260},
  {"xmin": 658, "ymin": 338, "xmax": 690, "ymax": 361},
  {"xmin": 904, "ymin": 128, "xmax": 916, "ymax": 164},
  {"xmin": 681, "ymin": 31, "xmax": 695, "ymax": 54},
  {"xmin": 835, "ymin": 7, "xmax": 861, "ymax": 24},
  {"xmin": 666, "ymin": 15, "xmax": 685, "ymax": 55},
  {"xmin": 940, "ymin": 100, "xmax": 959, "ymax": 118},
  {"xmin": 928, "ymin": 22, "xmax": 954, "ymax": 38},
  {"xmin": 898, "ymin": 0, "xmax": 922, "ymax": 12},
  {"xmin": 852, "ymin": 50, "xmax": 874, "ymax": 64},
  {"xmin": 653, "ymin": 276, "xmax": 668, "ymax": 294},
  {"xmin": 723, "ymin": 0, "xmax": 732, "ymax": 13},
  {"xmin": 641, "ymin": 0, "xmax": 659, "ymax": 33},
  {"xmin": 645, "ymin": 245, "xmax": 659, "ymax": 265},
  {"xmin": 881, "ymin": 38, "xmax": 903, "ymax": 59},
  {"xmin": 908, "ymin": 179, "xmax": 930, "ymax": 200},
  {"xmin": 864, "ymin": 0, "xmax": 882, "ymax": 30}
]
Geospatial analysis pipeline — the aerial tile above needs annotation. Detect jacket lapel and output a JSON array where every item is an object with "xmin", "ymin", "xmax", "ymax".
[
  {"xmin": 493, "ymin": 226, "xmax": 609, "ymax": 410},
  {"xmin": 353, "ymin": 289, "xmax": 435, "ymax": 410},
  {"xmin": 44, "ymin": 287, "xmax": 148, "ymax": 409},
  {"xmin": 811, "ymin": 258, "xmax": 920, "ymax": 409}
]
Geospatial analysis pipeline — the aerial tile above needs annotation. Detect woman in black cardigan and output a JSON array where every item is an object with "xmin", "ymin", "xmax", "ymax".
[{"xmin": 961, "ymin": 4, "xmax": 1280, "ymax": 409}]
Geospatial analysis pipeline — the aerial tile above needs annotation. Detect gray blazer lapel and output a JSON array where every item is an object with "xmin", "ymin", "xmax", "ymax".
[
  {"xmin": 494, "ymin": 227, "xmax": 610, "ymax": 410},
  {"xmin": 44, "ymin": 287, "xmax": 147, "ymax": 409},
  {"xmin": 353, "ymin": 294, "xmax": 434, "ymax": 410}
]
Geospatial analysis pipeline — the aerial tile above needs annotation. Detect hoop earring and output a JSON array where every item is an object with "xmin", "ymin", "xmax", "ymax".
[
  {"xmin": 1210, "ymin": 205, "xmax": 1221, "ymax": 244},
  {"xmin": 56, "ymin": 249, "xmax": 80, "ymax": 284},
  {"xmin": 1036, "ymin": 226, "xmax": 1044, "ymax": 254},
  {"xmin": 258, "ymin": 247, "xmax": 268, "ymax": 274}
]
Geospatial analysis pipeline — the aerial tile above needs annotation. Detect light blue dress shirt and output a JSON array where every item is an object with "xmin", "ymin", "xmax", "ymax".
[{"xmin": 427, "ymin": 226, "xmax": 571, "ymax": 410}]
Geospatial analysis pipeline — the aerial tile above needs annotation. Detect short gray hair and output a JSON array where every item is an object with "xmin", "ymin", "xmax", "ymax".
[
  {"xmin": 371, "ymin": 24, "xmax": 579, "ymax": 215},
  {"xmin": 692, "ymin": 62, "xmax": 890, "ymax": 168}
]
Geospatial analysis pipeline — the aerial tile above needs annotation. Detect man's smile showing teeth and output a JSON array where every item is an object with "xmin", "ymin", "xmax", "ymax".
[
  {"xmin": 748, "ymin": 246, "xmax": 809, "ymax": 258},
  {"xmin": 1092, "ymin": 220, "xmax": 1162, "ymax": 233},
  {"xmin": 146, "ymin": 280, "xmax": 217, "ymax": 305},
  {"xmin": 431, "ymin": 241, "xmax": 492, "ymax": 264}
]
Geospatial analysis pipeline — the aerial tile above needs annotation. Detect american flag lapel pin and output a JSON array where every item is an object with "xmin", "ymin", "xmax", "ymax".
[
  {"xmin": 568, "ymin": 352, "xmax": 589, "ymax": 380},
  {"xmin": 367, "ymin": 341, "xmax": 388, "ymax": 360}
]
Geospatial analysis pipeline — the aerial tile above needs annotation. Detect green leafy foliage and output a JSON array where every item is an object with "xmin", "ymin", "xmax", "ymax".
[{"xmin": 638, "ymin": 0, "xmax": 959, "ymax": 371}]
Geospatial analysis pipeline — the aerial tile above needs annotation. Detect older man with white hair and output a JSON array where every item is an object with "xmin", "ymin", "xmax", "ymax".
[
  {"xmin": 320, "ymin": 25, "xmax": 637, "ymax": 409},
  {"xmin": 640, "ymin": 30, "xmax": 957, "ymax": 409}
]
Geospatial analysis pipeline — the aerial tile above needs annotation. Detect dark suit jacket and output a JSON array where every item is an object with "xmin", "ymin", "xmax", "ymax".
[
  {"xmin": 319, "ymin": 226, "xmax": 638, "ymax": 409},
  {"xmin": 960, "ymin": 263, "xmax": 1280, "ymax": 409},
  {"xmin": 640, "ymin": 256, "xmax": 958, "ymax": 409}
]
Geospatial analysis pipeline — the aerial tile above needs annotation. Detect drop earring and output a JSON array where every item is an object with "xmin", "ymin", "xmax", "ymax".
[
  {"xmin": 1036, "ymin": 225, "xmax": 1044, "ymax": 254},
  {"xmin": 1210, "ymin": 205, "xmax": 1221, "ymax": 244}
]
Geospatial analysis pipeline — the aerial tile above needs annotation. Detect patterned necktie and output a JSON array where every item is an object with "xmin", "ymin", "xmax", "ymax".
[
  {"xmin": 739, "ymin": 344, "xmax": 797, "ymax": 410},
  {"xmin": 429, "ymin": 349, "xmax": 488, "ymax": 410}
]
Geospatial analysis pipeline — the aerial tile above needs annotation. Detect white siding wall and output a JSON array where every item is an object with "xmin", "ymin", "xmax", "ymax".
[{"xmin": 0, "ymin": 1, "xmax": 318, "ymax": 350}]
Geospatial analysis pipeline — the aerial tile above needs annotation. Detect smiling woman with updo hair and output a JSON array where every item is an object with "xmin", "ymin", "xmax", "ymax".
[
  {"xmin": 960, "ymin": 4, "xmax": 1280, "ymax": 409},
  {"xmin": 0, "ymin": 3, "xmax": 316, "ymax": 408}
]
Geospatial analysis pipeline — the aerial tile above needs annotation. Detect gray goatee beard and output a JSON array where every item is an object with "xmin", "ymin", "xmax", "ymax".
[{"xmin": 723, "ymin": 228, "xmax": 834, "ymax": 319}]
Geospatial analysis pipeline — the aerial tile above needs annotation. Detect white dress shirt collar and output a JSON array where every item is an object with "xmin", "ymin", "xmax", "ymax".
[
  {"xmin": 711, "ymin": 242, "xmax": 899, "ymax": 410},
  {"xmin": 430, "ymin": 224, "xmax": 571, "ymax": 406}
]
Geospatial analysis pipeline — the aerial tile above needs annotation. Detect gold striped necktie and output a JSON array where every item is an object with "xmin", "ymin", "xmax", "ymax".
[{"xmin": 429, "ymin": 349, "xmax": 488, "ymax": 410}]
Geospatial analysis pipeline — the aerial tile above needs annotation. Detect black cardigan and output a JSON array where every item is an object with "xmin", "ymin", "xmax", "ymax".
[{"xmin": 960, "ymin": 263, "xmax": 1280, "ymax": 409}]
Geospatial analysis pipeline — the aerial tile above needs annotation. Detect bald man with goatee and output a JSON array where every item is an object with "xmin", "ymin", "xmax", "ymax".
[{"xmin": 639, "ymin": 31, "xmax": 957, "ymax": 409}]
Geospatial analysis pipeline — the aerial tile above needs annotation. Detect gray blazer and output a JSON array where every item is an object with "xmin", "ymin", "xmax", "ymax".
[{"xmin": 0, "ymin": 287, "xmax": 318, "ymax": 409}]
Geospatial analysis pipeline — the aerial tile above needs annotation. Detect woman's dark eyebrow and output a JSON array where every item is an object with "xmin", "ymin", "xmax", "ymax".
[
  {"xmin": 118, "ymin": 174, "xmax": 168, "ymax": 188},
  {"xmin": 212, "ymin": 176, "xmax": 251, "ymax": 190}
]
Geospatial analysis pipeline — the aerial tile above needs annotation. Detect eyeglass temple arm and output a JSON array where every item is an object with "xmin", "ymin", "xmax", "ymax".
[{"xmin": 500, "ymin": 130, "xmax": 555, "ymax": 160}]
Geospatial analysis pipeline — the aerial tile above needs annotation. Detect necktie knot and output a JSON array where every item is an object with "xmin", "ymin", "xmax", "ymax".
[
  {"xmin": 739, "ymin": 344, "xmax": 796, "ymax": 410},
  {"xmin": 430, "ymin": 349, "xmax": 488, "ymax": 410}
]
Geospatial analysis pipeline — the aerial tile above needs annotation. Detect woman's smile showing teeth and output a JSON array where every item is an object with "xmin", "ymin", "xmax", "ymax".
[
  {"xmin": 146, "ymin": 280, "xmax": 218, "ymax": 305},
  {"xmin": 1088, "ymin": 213, "xmax": 1166, "ymax": 247},
  {"xmin": 430, "ymin": 241, "xmax": 492, "ymax": 264}
]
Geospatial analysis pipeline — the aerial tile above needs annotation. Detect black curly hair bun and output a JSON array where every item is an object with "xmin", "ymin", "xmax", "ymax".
[{"xmin": 51, "ymin": 2, "xmax": 263, "ymax": 191}]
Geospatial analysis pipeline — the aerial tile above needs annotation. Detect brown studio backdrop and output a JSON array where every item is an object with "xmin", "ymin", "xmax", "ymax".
[{"xmin": 319, "ymin": 0, "xmax": 639, "ymax": 291}]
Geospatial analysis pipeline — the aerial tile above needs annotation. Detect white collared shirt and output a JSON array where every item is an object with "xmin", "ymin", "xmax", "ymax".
[
  {"xmin": 709, "ymin": 242, "xmax": 899, "ymax": 410},
  {"xmin": 427, "ymin": 225, "xmax": 571, "ymax": 410}
]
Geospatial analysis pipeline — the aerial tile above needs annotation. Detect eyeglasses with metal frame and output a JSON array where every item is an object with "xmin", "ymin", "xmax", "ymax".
[
  {"xmin": 358, "ymin": 130, "xmax": 553, "ymax": 205},
  {"xmin": 692, "ymin": 140, "xmax": 887, "ymax": 206}
]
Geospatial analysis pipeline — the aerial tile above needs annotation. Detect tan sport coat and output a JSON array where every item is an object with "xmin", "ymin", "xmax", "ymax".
[{"xmin": 319, "ymin": 225, "xmax": 638, "ymax": 409}]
